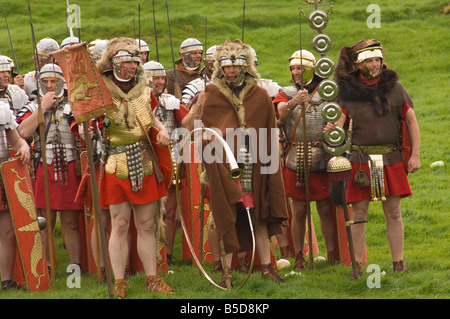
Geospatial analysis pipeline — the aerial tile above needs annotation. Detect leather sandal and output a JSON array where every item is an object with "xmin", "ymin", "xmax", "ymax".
[
  {"xmin": 393, "ymin": 260, "xmax": 410, "ymax": 273},
  {"xmin": 349, "ymin": 261, "xmax": 363, "ymax": 280},
  {"xmin": 114, "ymin": 279, "xmax": 129, "ymax": 299},
  {"xmin": 211, "ymin": 260, "xmax": 223, "ymax": 274},
  {"xmin": 1, "ymin": 280, "xmax": 26, "ymax": 291},
  {"xmin": 327, "ymin": 250, "xmax": 340, "ymax": 265},
  {"xmin": 237, "ymin": 254, "xmax": 250, "ymax": 273},
  {"xmin": 294, "ymin": 251, "xmax": 305, "ymax": 270},
  {"xmin": 280, "ymin": 245, "xmax": 296, "ymax": 259},
  {"xmin": 220, "ymin": 268, "xmax": 233, "ymax": 289},
  {"xmin": 146, "ymin": 275, "xmax": 176, "ymax": 294},
  {"xmin": 261, "ymin": 263, "xmax": 286, "ymax": 284}
]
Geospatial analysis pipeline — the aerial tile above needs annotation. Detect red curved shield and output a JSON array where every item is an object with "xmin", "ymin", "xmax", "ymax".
[{"xmin": 149, "ymin": 127, "xmax": 174, "ymax": 190}]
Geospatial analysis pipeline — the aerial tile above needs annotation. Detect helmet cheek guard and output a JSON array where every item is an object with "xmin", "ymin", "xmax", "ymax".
[
  {"xmin": 219, "ymin": 56, "xmax": 248, "ymax": 87},
  {"xmin": 38, "ymin": 64, "xmax": 65, "ymax": 98},
  {"xmin": 289, "ymin": 50, "xmax": 316, "ymax": 85}
]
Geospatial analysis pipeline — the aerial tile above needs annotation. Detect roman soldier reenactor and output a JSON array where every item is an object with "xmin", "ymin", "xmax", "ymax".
[
  {"xmin": 187, "ymin": 39, "xmax": 289, "ymax": 288},
  {"xmin": 0, "ymin": 100, "xmax": 30, "ymax": 291},
  {"xmin": 95, "ymin": 37, "xmax": 174, "ymax": 297},
  {"xmin": 166, "ymin": 38, "xmax": 203, "ymax": 99},
  {"xmin": 274, "ymin": 49, "xmax": 340, "ymax": 269},
  {"xmin": 143, "ymin": 60, "xmax": 189, "ymax": 265},
  {"xmin": 324, "ymin": 39, "xmax": 421, "ymax": 278},
  {"xmin": 17, "ymin": 63, "xmax": 83, "ymax": 272}
]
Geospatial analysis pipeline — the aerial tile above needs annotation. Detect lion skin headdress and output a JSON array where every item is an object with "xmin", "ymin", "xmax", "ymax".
[
  {"xmin": 212, "ymin": 38, "xmax": 259, "ymax": 82},
  {"xmin": 97, "ymin": 37, "xmax": 141, "ymax": 74}
]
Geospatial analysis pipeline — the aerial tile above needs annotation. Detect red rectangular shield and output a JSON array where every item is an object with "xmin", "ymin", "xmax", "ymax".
[
  {"xmin": 180, "ymin": 142, "xmax": 214, "ymax": 264},
  {"xmin": 2, "ymin": 158, "xmax": 50, "ymax": 292}
]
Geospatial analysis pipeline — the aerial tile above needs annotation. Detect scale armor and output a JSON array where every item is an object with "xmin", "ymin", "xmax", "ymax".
[{"xmin": 282, "ymin": 85, "xmax": 328, "ymax": 173}]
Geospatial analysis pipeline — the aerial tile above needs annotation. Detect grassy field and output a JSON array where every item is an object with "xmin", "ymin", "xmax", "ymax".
[{"xmin": 0, "ymin": 0, "xmax": 448, "ymax": 303}]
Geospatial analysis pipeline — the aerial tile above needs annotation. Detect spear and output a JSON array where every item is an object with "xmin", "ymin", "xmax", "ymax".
[
  {"xmin": 299, "ymin": 9, "xmax": 314, "ymax": 269},
  {"xmin": 241, "ymin": 0, "xmax": 246, "ymax": 42},
  {"xmin": 152, "ymin": 0, "xmax": 159, "ymax": 61},
  {"xmin": 28, "ymin": 1, "xmax": 55, "ymax": 281},
  {"xmin": 65, "ymin": 0, "xmax": 114, "ymax": 298},
  {"xmin": 138, "ymin": 3, "xmax": 141, "ymax": 52},
  {"xmin": 2, "ymin": 8, "xmax": 19, "ymax": 74},
  {"xmin": 165, "ymin": 0, "xmax": 182, "ymax": 99}
]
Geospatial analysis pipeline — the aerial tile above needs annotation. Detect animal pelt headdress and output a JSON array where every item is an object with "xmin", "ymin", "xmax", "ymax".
[
  {"xmin": 212, "ymin": 38, "xmax": 260, "ymax": 84},
  {"xmin": 97, "ymin": 37, "xmax": 141, "ymax": 74},
  {"xmin": 211, "ymin": 39, "xmax": 261, "ymax": 127},
  {"xmin": 334, "ymin": 39, "xmax": 399, "ymax": 115}
]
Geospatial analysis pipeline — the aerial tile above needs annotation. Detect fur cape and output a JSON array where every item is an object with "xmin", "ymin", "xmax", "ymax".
[{"xmin": 334, "ymin": 42, "xmax": 399, "ymax": 116}]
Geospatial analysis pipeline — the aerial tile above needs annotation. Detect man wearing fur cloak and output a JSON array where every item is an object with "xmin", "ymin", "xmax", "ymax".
[
  {"xmin": 188, "ymin": 39, "xmax": 289, "ymax": 287},
  {"xmin": 96, "ymin": 37, "xmax": 174, "ymax": 297},
  {"xmin": 324, "ymin": 39, "xmax": 421, "ymax": 279}
]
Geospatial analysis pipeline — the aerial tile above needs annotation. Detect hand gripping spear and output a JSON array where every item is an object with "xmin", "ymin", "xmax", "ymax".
[{"xmin": 28, "ymin": 1, "xmax": 56, "ymax": 281}]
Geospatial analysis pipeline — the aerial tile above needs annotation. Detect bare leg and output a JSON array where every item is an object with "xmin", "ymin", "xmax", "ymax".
[
  {"xmin": 382, "ymin": 196, "xmax": 404, "ymax": 262},
  {"xmin": 60, "ymin": 210, "xmax": 82, "ymax": 264},
  {"xmin": 316, "ymin": 197, "xmax": 338, "ymax": 258},
  {"xmin": 164, "ymin": 190, "xmax": 177, "ymax": 262},
  {"xmin": 350, "ymin": 198, "xmax": 370, "ymax": 263},
  {"xmin": 290, "ymin": 198, "xmax": 307, "ymax": 254},
  {"xmin": 109, "ymin": 202, "xmax": 132, "ymax": 279},
  {"xmin": 0, "ymin": 211, "xmax": 15, "ymax": 281},
  {"xmin": 133, "ymin": 201, "xmax": 158, "ymax": 276}
]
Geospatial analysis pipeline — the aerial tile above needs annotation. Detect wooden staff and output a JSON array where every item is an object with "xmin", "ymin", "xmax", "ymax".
[
  {"xmin": 165, "ymin": 0, "xmax": 182, "ymax": 100},
  {"xmin": 28, "ymin": 1, "xmax": 56, "ymax": 281},
  {"xmin": 299, "ymin": 10, "xmax": 314, "ymax": 269}
]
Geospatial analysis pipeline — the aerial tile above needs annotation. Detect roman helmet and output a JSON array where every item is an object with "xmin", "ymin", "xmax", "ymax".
[
  {"xmin": 38, "ymin": 63, "xmax": 65, "ymax": 98},
  {"xmin": 336, "ymin": 39, "xmax": 385, "ymax": 79},
  {"xmin": 0, "ymin": 55, "xmax": 16, "ymax": 77},
  {"xmin": 36, "ymin": 37, "xmax": 59, "ymax": 65},
  {"xmin": 213, "ymin": 39, "xmax": 258, "ymax": 88},
  {"xmin": 60, "ymin": 36, "xmax": 81, "ymax": 49},
  {"xmin": 89, "ymin": 39, "xmax": 109, "ymax": 62},
  {"xmin": 0, "ymin": 56, "xmax": 11, "ymax": 90},
  {"xmin": 143, "ymin": 60, "xmax": 166, "ymax": 89},
  {"xmin": 179, "ymin": 38, "xmax": 203, "ymax": 70},
  {"xmin": 136, "ymin": 38, "xmax": 150, "ymax": 63},
  {"xmin": 289, "ymin": 49, "xmax": 316, "ymax": 85},
  {"xmin": 353, "ymin": 40, "xmax": 384, "ymax": 79},
  {"xmin": 204, "ymin": 45, "xmax": 218, "ymax": 74},
  {"xmin": 97, "ymin": 37, "xmax": 141, "ymax": 80}
]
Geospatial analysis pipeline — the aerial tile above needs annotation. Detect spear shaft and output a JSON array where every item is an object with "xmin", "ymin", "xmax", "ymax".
[
  {"xmin": 28, "ymin": 1, "xmax": 56, "ymax": 281},
  {"xmin": 2, "ymin": 8, "xmax": 19, "ymax": 74}
]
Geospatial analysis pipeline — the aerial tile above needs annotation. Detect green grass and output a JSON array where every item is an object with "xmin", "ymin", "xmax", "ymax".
[{"xmin": 0, "ymin": 0, "xmax": 449, "ymax": 301}]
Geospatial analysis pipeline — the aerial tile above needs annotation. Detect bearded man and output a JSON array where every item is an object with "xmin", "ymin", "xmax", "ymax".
[
  {"xmin": 324, "ymin": 39, "xmax": 421, "ymax": 279},
  {"xmin": 188, "ymin": 39, "xmax": 288, "ymax": 288}
]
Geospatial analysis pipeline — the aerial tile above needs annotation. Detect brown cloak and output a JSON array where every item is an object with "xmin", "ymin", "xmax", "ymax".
[{"xmin": 199, "ymin": 74, "xmax": 288, "ymax": 254}]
